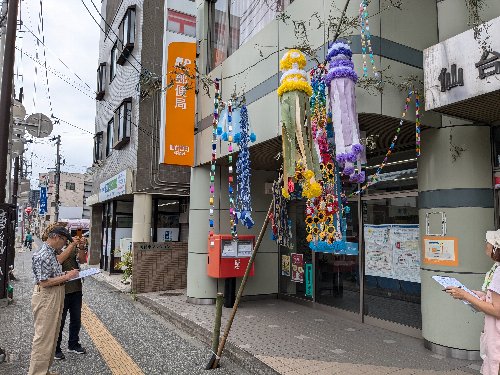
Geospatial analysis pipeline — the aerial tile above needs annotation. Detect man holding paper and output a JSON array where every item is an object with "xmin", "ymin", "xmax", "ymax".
[
  {"xmin": 445, "ymin": 230, "xmax": 500, "ymax": 375},
  {"xmin": 28, "ymin": 224, "xmax": 79, "ymax": 375},
  {"xmin": 54, "ymin": 230, "xmax": 88, "ymax": 360}
]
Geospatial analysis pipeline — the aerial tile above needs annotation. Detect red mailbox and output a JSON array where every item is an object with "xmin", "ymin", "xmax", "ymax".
[{"xmin": 207, "ymin": 234, "xmax": 255, "ymax": 278}]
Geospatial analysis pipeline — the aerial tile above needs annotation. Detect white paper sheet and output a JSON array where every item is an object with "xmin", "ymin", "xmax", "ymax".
[
  {"xmin": 432, "ymin": 275, "xmax": 480, "ymax": 310},
  {"xmin": 69, "ymin": 268, "xmax": 101, "ymax": 281}
]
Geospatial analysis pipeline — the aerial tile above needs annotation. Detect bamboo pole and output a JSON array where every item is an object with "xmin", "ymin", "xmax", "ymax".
[
  {"xmin": 206, "ymin": 292, "xmax": 224, "ymax": 369},
  {"xmin": 211, "ymin": 200, "xmax": 273, "ymax": 369}
]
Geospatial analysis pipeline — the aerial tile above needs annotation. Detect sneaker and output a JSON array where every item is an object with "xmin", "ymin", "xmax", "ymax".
[
  {"xmin": 68, "ymin": 345, "xmax": 86, "ymax": 354},
  {"xmin": 54, "ymin": 351, "xmax": 65, "ymax": 360}
]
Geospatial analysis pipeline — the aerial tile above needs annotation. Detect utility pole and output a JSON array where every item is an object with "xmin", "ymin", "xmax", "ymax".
[
  {"xmin": 0, "ymin": 0, "xmax": 20, "ymax": 204},
  {"xmin": 53, "ymin": 135, "xmax": 61, "ymax": 222}
]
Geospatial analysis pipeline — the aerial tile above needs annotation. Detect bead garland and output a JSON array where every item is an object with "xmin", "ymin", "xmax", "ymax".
[
  {"xmin": 415, "ymin": 92, "xmax": 421, "ymax": 157},
  {"xmin": 359, "ymin": 0, "xmax": 379, "ymax": 79},
  {"xmin": 350, "ymin": 90, "xmax": 418, "ymax": 196},
  {"xmin": 227, "ymin": 100, "xmax": 238, "ymax": 239},
  {"xmin": 209, "ymin": 79, "xmax": 220, "ymax": 246}
]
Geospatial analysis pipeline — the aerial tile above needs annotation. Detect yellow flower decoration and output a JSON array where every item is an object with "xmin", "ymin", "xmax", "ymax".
[
  {"xmin": 282, "ymin": 187, "xmax": 290, "ymax": 198},
  {"xmin": 305, "ymin": 215, "xmax": 313, "ymax": 224},
  {"xmin": 306, "ymin": 225, "xmax": 312, "ymax": 233},
  {"xmin": 312, "ymin": 227, "xmax": 319, "ymax": 235},
  {"xmin": 277, "ymin": 80, "xmax": 313, "ymax": 97},
  {"xmin": 279, "ymin": 49, "xmax": 307, "ymax": 71},
  {"xmin": 304, "ymin": 169, "xmax": 314, "ymax": 180},
  {"xmin": 319, "ymin": 232, "xmax": 327, "ymax": 241},
  {"xmin": 306, "ymin": 234, "xmax": 313, "ymax": 242}
]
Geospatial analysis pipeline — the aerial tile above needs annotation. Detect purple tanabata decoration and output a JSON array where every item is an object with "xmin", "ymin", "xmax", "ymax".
[{"xmin": 325, "ymin": 41, "xmax": 366, "ymax": 183}]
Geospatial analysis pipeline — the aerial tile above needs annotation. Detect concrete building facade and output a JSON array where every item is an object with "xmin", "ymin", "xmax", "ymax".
[{"xmin": 186, "ymin": 0, "xmax": 500, "ymax": 359}]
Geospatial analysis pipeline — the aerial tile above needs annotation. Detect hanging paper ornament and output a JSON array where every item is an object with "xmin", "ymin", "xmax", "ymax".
[
  {"xmin": 270, "ymin": 175, "xmax": 293, "ymax": 248},
  {"xmin": 278, "ymin": 49, "xmax": 321, "ymax": 198},
  {"xmin": 226, "ymin": 100, "xmax": 238, "ymax": 239},
  {"xmin": 208, "ymin": 80, "xmax": 221, "ymax": 245},
  {"xmin": 219, "ymin": 106, "xmax": 257, "ymax": 146},
  {"xmin": 235, "ymin": 105, "xmax": 254, "ymax": 229},
  {"xmin": 325, "ymin": 41, "xmax": 366, "ymax": 183}
]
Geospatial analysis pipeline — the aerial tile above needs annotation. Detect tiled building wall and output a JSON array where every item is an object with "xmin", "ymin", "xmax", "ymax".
[{"xmin": 132, "ymin": 242, "xmax": 188, "ymax": 293}]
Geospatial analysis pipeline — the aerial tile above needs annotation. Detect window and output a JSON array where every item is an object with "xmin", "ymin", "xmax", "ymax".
[
  {"xmin": 167, "ymin": 10, "xmax": 196, "ymax": 37},
  {"xmin": 106, "ymin": 119, "xmax": 114, "ymax": 157},
  {"xmin": 93, "ymin": 131, "xmax": 103, "ymax": 163},
  {"xmin": 65, "ymin": 182, "xmax": 76, "ymax": 191},
  {"xmin": 96, "ymin": 63, "xmax": 107, "ymax": 100},
  {"xmin": 117, "ymin": 6, "xmax": 136, "ymax": 65},
  {"xmin": 114, "ymin": 99, "xmax": 131, "ymax": 149},
  {"xmin": 208, "ymin": 0, "xmax": 292, "ymax": 70},
  {"xmin": 110, "ymin": 43, "xmax": 117, "ymax": 83}
]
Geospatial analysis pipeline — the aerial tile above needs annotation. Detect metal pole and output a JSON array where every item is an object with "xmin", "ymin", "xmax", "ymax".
[
  {"xmin": 0, "ymin": 0, "xmax": 19, "ymax": 204},
  {"xmin": 211, "ymin": 200, "xmax": 273, "ymax": 369},
  {"xmin": 54, "ymin": 135, "xmax": 61, "ymax": 222},
  {"xmin": 11, "ymin": 155, "xmax": 18, "ymax": 206}
]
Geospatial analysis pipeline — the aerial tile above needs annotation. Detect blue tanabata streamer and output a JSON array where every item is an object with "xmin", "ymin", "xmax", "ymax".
[{"xmin": 235, "ymin": 105, "xmax": 254, "ymax": 229}]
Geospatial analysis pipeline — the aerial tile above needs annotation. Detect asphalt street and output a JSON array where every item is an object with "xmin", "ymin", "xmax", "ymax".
[{"xmin": 0, "ymin": 243, "xmax": 250, "ymax": 375}]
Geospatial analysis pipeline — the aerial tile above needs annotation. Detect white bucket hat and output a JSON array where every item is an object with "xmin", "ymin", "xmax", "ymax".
[{"xmin": 486, "ymin": 230, "xmax": 500, "ymax": 248}]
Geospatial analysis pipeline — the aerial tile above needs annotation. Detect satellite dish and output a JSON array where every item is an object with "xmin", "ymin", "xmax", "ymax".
[
  {"xmin": 12, "ymin": 99, "xmax": 26, "ymax": 119},
  {"xmin": 26, "ymin": 113, "xmax": 53, "ymax": 138}
]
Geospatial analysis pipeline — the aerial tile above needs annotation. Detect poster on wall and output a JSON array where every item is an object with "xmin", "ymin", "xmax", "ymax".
[
  {"xmin": 291, "ymin": 253, "xmax": 304, "ymax": 283},
  {"xmin": 364, "ymin": 224, "xmax": 420, "ymax": 283},
  {"xmin": 157, "ymin": 228, "xmax": 180, "ymax": 242},
  {"xmin": 281, "ymin": 255, "xmax": 290, "ymax": 276},
  {"xmin": 423, "ymin": 236, "xmax": 458, "ymax": 266}
]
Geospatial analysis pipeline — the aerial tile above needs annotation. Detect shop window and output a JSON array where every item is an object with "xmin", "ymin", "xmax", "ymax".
[
  {"xmin": 106, "ymin": 118, "xmax": 114, "ymax": 157},
  {"xmin": 117, "ymin": 6, "xmax": 136, "ymax": 65},
  {"xmin": 113, "ymin": 99, "xmax": 131, "ymax": 149},
  {"xmin": 65, "ymin": 182, "xmax": 76, "ymax": 191},
  {"xmin": 96, "ymin": 62, "xmax": 106, "ymax": 100},
  {"xmin": 110, "ymin": 43, "xmax": 118, "ymax": 83},
  {"xmin": 207, "ymin": 0, "xmax": 292, "ymax": 70},
  {"xmin": 154, "ymin": 199, "xmax": 180, "ymax": 242},
  {"xmin": 167, "ymin": 9, "xmax": 196, "ymax": 37},
  {"xmin": 93, "ymin": 131, "xmax": 103, "ymax": 163}
]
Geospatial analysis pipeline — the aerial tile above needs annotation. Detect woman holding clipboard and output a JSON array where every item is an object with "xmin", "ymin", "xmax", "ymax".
[{"xmin": 446, "ymin": 230, "xmax": 500, "ymax": 375}]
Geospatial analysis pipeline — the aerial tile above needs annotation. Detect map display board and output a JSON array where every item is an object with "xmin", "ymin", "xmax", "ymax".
[{"xmin": 364, "ymin": 224, "xmax": 420, "ymax": 283}]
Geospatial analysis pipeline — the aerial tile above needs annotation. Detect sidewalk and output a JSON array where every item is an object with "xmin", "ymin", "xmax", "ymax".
[{"xmin": 93, "ymin": 272, "xmax": 482, "ymax": 375}]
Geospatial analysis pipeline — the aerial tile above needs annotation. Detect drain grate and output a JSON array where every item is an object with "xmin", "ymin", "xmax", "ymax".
[{"xmin": 159, "ymin": 292, "xmax": 183, "ymax": 297}]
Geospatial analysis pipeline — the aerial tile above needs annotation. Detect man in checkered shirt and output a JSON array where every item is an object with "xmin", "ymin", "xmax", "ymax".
[{"xmin": 28, "ymin": 225, "xmax": 79, "ymax": 375}]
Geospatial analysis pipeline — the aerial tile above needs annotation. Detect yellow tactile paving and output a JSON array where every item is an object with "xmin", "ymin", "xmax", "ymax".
[{"xmin": 81, "ymin": 303, "xmax": 145, "ymax": 375}]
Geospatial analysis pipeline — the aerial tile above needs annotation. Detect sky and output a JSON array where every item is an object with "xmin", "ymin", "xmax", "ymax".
[{"xmin": 14, "ymin": 0, "xmax": 101, "ymax": 187}]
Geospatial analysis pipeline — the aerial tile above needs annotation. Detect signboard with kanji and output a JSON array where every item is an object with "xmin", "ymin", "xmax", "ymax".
[{"xmin": 163, "ymin": 42, "xmax": 196, "ymax": 166}]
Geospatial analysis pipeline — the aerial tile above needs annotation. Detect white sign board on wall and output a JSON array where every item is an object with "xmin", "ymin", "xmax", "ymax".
[
  {"xmin": 99, "ymin": 170, "xmax": 130, "ymax": 202},
  {"xmin": 424, "ymin": 16, "xmax": 500, "ymax": 111}
]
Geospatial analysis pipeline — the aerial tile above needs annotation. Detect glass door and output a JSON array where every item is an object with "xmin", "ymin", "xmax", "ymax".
[{"xmin": 362, "ymin": 195, "xmax": 421, "ymax": 328}]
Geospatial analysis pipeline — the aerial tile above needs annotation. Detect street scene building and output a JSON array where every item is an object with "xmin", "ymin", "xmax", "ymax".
[{"xmin": 3, "ymin": 0, "xmax": 500, "ymax": 374}]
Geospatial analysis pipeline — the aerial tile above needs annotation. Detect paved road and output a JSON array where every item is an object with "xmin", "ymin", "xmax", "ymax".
[{"xmin": 0, "ymin": 243, "xmax": 249, "ymax": 375}]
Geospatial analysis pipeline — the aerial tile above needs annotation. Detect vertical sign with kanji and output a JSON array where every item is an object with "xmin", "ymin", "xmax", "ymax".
[{"xmin": 164, "ymin": 42, "xmax": 196, "ymax": 166}]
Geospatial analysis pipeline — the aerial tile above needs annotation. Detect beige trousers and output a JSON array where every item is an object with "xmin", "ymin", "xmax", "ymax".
[{"xmin": 28, "ymin": 284, "xmax": 65, "ymax": 375}]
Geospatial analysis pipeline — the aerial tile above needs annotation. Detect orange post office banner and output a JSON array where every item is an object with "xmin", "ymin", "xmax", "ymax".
[{"xmin": 163, "ymin": 42, "xmax": 196, "ymax": 166}]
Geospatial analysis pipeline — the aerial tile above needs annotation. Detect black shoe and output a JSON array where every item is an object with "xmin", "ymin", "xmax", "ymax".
[
  {"xmin": 68, "ymin": 345, "xmax": 86, "ymax": 354},
  {"xmin": 54, "ymin": 351, "xmax": 65, "ymax": 360}
]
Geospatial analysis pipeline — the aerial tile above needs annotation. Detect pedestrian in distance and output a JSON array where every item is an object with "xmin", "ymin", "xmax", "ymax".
[
  {"xmin": 28, "ymin": 223, "xmax": 80, "ymax": 375},
  {"xmin": 54, "ymin": 233, "xmax": 88, "ymax": 360},
  {"xmin": 25, "ymin": 231, "xmax": 33, "ymax": 250},
  {"xmin": 446, "ymin": 229, "xmax": 500, "ymax": 375}
]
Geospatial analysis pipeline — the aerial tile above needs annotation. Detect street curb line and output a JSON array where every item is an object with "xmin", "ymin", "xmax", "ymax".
[
  {"xmin": 91, "ymin": 276, "xmax": 278, "ymax": 375},
  {"xmin": 136, "ymin": 295, "xmax": 279, "ymax": 375}
]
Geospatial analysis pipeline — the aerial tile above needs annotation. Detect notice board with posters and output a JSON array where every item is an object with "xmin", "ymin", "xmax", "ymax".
[{"xmin": 364, "ymin": 224, "xmax": 420, "ymax": 283}]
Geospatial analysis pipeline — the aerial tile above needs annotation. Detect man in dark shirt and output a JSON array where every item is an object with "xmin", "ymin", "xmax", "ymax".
[{"xmin": 54, "ymin": 235, "xmax": 87, "ymax": 360}]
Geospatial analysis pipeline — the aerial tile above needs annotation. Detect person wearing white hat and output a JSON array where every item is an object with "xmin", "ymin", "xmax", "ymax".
[{"xmin": 446, "ymin": 229, "xmax": 500, "ymax": 375}]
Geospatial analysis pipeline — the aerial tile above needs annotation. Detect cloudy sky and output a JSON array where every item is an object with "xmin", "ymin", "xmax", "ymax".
[{"xmin": 14, "ymin": 0, "xmax": 100, "ymax": 187}]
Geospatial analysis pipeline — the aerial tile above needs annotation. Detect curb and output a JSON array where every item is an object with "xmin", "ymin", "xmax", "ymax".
[
  {"xmin": 92, "ymin": 276, "xmax": 278, "ymax": 375},
  {"xmin": 137, "ymin": 295, "xmax": 279, "ymax": 375}
]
